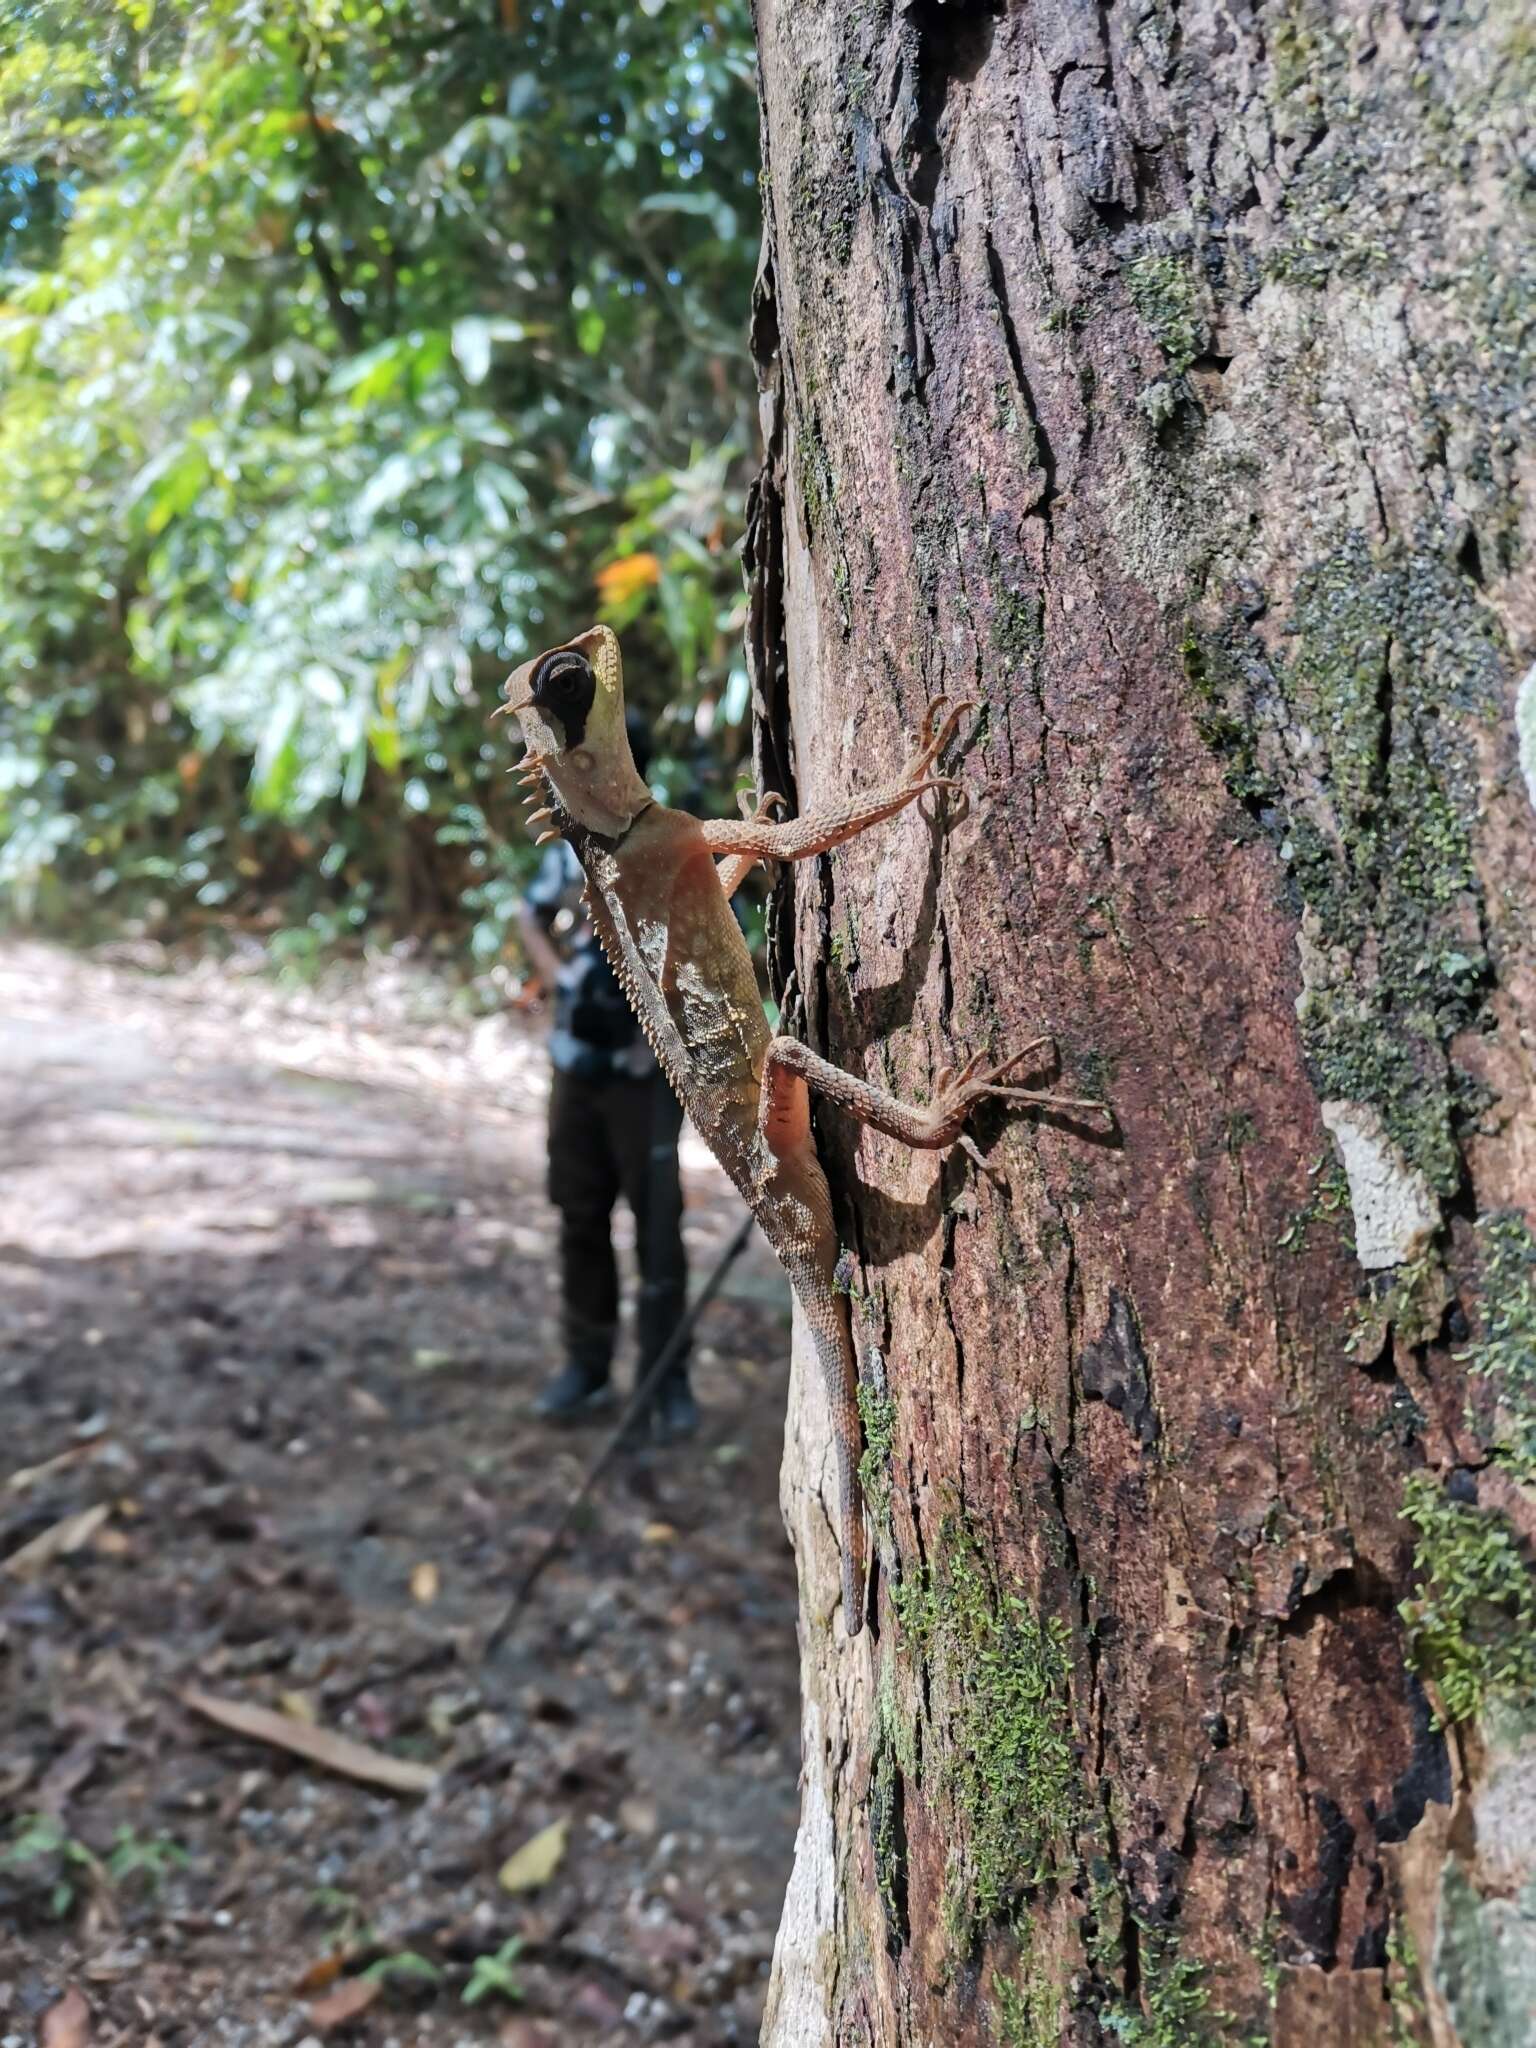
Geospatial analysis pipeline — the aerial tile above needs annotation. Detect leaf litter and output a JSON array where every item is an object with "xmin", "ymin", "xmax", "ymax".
[{"xmin": 0, "ymin": 940, "xmax": 799, "ymax": 2043}]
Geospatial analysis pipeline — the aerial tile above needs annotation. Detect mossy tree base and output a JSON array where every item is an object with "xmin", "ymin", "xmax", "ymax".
[{"xmin": 748, "ymin": 2, "xmax": 1535, "ymax": 2043}]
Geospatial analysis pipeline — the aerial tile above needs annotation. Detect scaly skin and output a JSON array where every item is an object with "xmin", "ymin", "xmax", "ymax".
[{"xmin": 502, "ymin": 624, "xmax": 1106, "ymax": 1638}]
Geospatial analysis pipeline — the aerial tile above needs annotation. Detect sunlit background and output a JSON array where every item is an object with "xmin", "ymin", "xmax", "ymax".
[{"xmin": 0, "ymin": 0, "xmax": 761, "ymax": 970}]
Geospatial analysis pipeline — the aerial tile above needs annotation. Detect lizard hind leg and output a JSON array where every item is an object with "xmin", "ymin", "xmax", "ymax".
[{"xmin": 758, "ymin": 1031, "xmax": 1109, "ymax": 1153}]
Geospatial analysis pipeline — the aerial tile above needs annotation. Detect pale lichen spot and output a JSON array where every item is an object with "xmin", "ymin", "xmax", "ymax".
[
  {"xmin": 1516, "ymin": 660, "xmax": 1536, "ymax": 817},
  {"xmin": 1320, "ymin": 1099, "xmax": 1441, "ymax": 1270}
]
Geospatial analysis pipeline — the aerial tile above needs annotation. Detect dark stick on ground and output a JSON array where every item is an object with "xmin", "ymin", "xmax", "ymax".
[{"xmin": 481, "ymin": 1205, "xmax": 758, "ymax": 1660}]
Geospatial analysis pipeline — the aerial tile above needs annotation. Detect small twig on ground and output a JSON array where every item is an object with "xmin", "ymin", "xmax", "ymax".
[{"xmin": 480, "ymin": 1207, "xmax": 756, "ymax": 1659}]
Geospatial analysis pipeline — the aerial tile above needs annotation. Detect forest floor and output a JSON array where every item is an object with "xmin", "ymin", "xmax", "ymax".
[{"xmin": 0, "ymin": 939, "xmax": 801, "ymax": 2048}]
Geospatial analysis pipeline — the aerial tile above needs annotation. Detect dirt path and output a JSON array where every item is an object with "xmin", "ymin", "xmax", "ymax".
[{"xmin": 0, "ymin": 941, "xmax": 800, "ymax": 2047}]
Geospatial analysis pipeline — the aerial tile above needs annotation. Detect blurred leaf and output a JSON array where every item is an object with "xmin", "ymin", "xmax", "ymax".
[
  {"xmin": 452, "ymin": 317, "xmax": 492, "ymax": 385},
  {"xmin": 308, "ymin": 1976, "xmax": 381, "ymax": 2031},
  {"xmin": 497, "ymin": 1815, "xmax": 569, "ymax": 1893},
  {"xmin": 41, "ymin": 1988, "xmax": 92, "ymax": 2048},
  {"xmin": 181, "ymin": 1687, "xmax": 440, "ymax": 1794},
  {"xmin": 594, "ymin": 552, "xmax": 661, "ymax": 607},
  {"xmin": 637, "ymin": 188, "xmax": 740, "ymax": 240}
]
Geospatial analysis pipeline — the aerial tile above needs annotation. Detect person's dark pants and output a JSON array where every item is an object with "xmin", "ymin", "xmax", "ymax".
[{"xmin": 547, "ymin": 1068, "xmax": 688, "ymax": 1385}]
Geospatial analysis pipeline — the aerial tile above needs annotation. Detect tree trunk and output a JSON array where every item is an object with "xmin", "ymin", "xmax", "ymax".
[{"xmin": 745, "ymin": 3, "xmax": 1535, "ymax": 2042}]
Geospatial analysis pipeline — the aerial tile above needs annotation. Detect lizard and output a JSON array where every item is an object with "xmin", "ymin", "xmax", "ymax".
[{"xmin": 500, "ymin": 623, "xmax": 1105, "ymax": 1637}]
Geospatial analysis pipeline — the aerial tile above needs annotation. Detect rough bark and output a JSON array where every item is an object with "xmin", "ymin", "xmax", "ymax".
[{"xmin": 745, "ymin": 3, "xmax": 1535, "ymax": 2043}]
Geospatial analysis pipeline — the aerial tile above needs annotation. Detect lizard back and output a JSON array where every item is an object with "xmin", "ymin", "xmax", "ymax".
[{"xmin": 574, "ymin": 801, "xmax": 772, "ymax": 1198}]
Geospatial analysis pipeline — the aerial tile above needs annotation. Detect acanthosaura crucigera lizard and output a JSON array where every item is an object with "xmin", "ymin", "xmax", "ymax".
[{"xmin": 502, "ymin": 623, "xmax": 1105, "ymax": 1638}]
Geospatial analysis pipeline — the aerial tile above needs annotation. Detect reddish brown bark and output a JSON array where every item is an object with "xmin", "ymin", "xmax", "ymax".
[{"xmin": 746, "ymin": 3, "xmax": 1536, "ymax": 2043}]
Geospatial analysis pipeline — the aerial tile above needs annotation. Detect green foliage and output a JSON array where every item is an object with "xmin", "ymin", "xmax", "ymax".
[
  {"xmin": 0, "ymin": 1812, "xmax": 188, "ymax": 1919},
  {"xmin": 1275, "ymin": 1147, "xmax": 1353, "ymax": 1254},
  {"xmin": 1399, "ymin": 1471, "xmax": 1536, "ymax": 1724},
  {"xmin": 0, "ymin": 0, "xmax": 759, "ymax": 950},
  {"xmin": 461, "ymin": 1935, "xmax": 525, "ymax": 2006},
  {"xmin": 1125, "ymin": 253, "xmax": 1203, "ymax": 374},
  {"xmin": 362, "ymin": 1949, "xmax": 447, "ymax": 1989},
  {"xmin": 0, "ymin": 1812, "xmax": 96, "ymax": 1919},
  {"xmin": 105, "ymin": 1825, "xmax": 190, "ymax": 1892}
]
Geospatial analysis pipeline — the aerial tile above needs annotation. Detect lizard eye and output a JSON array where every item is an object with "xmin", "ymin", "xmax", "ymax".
[{"xmin": 529, "ymin": 647, "xmax": 596, "ymax": 746}]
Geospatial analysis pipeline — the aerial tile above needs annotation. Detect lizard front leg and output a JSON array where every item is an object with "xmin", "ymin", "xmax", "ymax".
[
  {"xmin": 716, "ymin": 789, "xmax": 787, "ymax": 899},
  {"xmin": 702, "ymin": 696, "xmax": 974, "ymax": 867},
  {"xmin": 758, "ymin": 1034, "xmax": 1109, "ymax": 1154}
]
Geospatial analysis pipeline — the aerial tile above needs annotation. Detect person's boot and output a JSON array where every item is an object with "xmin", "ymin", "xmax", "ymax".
[
  {"xmin": 648, "ymin": 1362, "xmax": 700, "ymax": 1443},
  {"xmin": 533, "ymin": 1329, "xmax": 617, "ymax": 1421}
]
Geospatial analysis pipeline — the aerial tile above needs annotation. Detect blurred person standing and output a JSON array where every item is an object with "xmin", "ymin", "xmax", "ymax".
[{"xmin": 516, "ymin": 709, "xmax": 696, "ymax": 1440}]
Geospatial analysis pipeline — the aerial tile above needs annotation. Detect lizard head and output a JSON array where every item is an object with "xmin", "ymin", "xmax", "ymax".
[{"xmin": 502, "ymin": 623, "xmax": 652, "ymax": 840}]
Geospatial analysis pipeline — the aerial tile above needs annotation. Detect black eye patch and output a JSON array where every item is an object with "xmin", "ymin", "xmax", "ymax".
[{"xmin": 529, "ymin": 647, "xmax": 596, "ymax": 749}]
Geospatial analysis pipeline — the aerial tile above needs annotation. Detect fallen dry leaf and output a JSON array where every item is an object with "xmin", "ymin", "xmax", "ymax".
[
  {"xmin": 4, "ymin": 1503, "xmax": 112, "ymax": 1577},
  {"xmin": 6, "ymin": 1442, "xmax": 107, "ymax": 1495},
  {"xmin": 181, "ymin": 1687, "xmax": 438, "ymax": 1795},
  {"xmin": 308, "ymin": 1974, "xmax": 381, "ymax": 2030},
  {"xmin": 41, "ymin": 1987, "xmax": 92, "ymax": 2048},
  {"xmin": 409, "ymin": 1560, "xmax": 440, "ymax": 1604},
  {"xmin": 278, "ymin": 1690, "xmax": 318, "ymax": 1725},
  {"xmin": 498, "ymin": 1814, "xmax": 570, "ymax": 1893},
  {"xmin": 640, "ymin": 1521, "xmax": 677, "ymax": 1544},
  {"xmin": 294, "ymin": 1952, "xmax": 347, "ymax": 1995}
]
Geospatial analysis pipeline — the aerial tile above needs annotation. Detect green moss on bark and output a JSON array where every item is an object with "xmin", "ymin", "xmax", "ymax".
[
  {"xmin": 857, "ymin": 1379, "xmax": 897, "ymax": 1533},
  {"xmin": 992, "ymin": 1956, "xmax": 1060, "ymax": 2047},
  {"xmin": 893, "ymin": 1516, "xmax": 1078, "ymax": 1941},
  {"xmin": 1464, "ymin": 1211, "xmax": 1536, "ymax": 1470},
  {"xmin": 1125, "ymin": 253, "xmax": 1204, "ymax": 375},
  {"xmin": 1399, "ymin": 1472, "xmax": 1536, "ymax": 1724},
  {"xmin": 1101, "ymin": 1935, "xmax": 1212, "ymax": 2045},
  {"xmin": 1185, "ymin": 534, "xmax": 1505, "ymax": 1195}
]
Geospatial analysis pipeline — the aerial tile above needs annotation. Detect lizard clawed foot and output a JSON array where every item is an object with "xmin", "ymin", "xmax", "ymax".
[
  {"xmin": 932, "ymin": 1035, "xmax": 1112, "ymax": 1143},
  {"xmin": 738, "ymin": 787, "xmax": 788, "ymax": 824},
  {"xmin": 904, "ymin": 694, "xmax": 979, "ymax": 782},
  {"xmin": 899, "ymin": 696, "xmax": 980, "ymax": 821}
]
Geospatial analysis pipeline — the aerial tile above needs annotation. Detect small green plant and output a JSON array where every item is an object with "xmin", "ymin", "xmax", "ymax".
[
  {"xmin": 362, "ymin": 1950, "xmax": 446, "ymax": 1990},
  {"xmin": 307, "ymin": 1884, "xmax": 376, "ymax": 1952},
  {"xmin": 0, "ymin": 1813, "xmax": 98, "ymax": 1918},
  {"xmin": 993, "ymin": 1961, "xmax": 1058, "ymax": 2046},
  {"xmin": 461, "ymin": 1936, "xmax": 526, "ymax": 2007},
  {"xmin": 106, "ymin": 1826, "xmax": 189, "ymax": 1893}
]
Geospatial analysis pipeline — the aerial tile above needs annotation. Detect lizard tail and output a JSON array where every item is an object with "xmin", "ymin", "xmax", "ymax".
[{"xmin": 795, "ymin": 1274, "xmax": 867, "ymax": 1637}]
